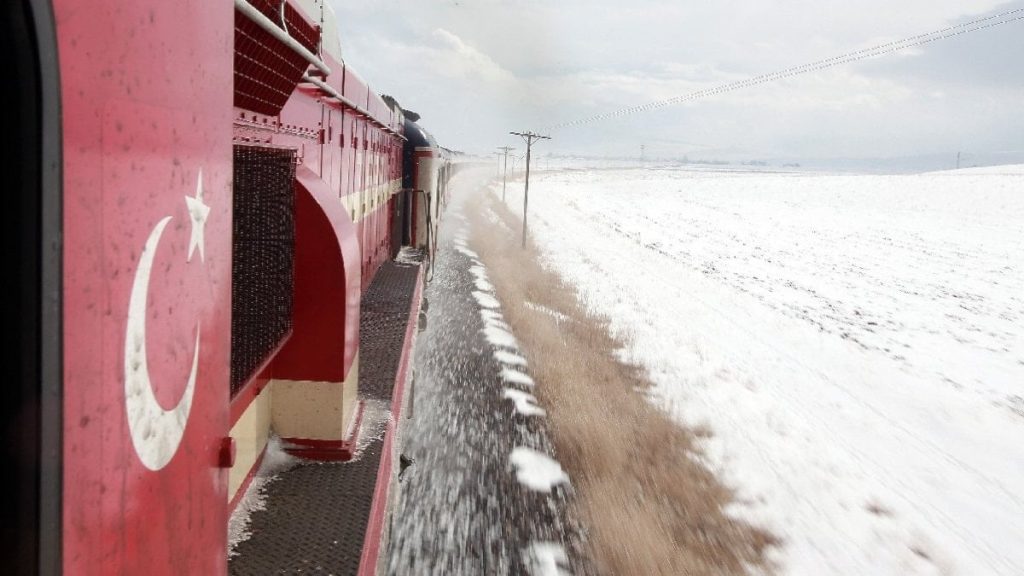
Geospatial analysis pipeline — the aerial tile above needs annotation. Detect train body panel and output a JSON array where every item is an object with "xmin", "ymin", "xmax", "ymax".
[
  {"xmin": 224, "ymin": 0, "xmax": 405, "ymax": 503},
  {"xmin": 54, "ymin": 0, "xmax": 235, "ymax": 573},
  {"xmin": 17, "ymin": 0, "xmax": 455, "ymax": 572}
]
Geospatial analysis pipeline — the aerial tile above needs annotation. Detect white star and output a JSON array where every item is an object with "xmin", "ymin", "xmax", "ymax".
[{"xmin": 185, "ymin": 169, "xmax": 211, "ymax": 263}]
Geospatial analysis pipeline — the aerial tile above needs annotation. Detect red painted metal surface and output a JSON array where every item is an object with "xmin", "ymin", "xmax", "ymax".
[
  {"xmin": 341, "ymin": 110, "xmax": 356, "ymax": 197},
  {"xmin": 273, "ymin": 166, "xmax": 362, "ymax": 381},
  {"xmin": 343, "ymin": 67, "xmax": 368, "ymax": 107},
  {"xmin": 219, "ymin": 437, "xmax": 238, "ymax": 468},
  {"xmin": 52, "ymin": 0, "xmax": 436, "ymax": 570},
  {"xmin": 358, "ymin": 265, "xmax": 425, "ymax": 576},
  {"xmin": 56, "ymin": 0, "xmax": 234, "ymax": 573},
  {"xmin": 234, "ymin": 0, "xmax": 320, "ymax": 116},
  {"xmin": 231, "ymin": 44, "xmax": 400, "ymax": 380}
]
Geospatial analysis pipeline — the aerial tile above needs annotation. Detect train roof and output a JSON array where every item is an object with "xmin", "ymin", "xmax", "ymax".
[{"xmin": 404, "ymin": 118, "xmax": 439, "ymax": 149}]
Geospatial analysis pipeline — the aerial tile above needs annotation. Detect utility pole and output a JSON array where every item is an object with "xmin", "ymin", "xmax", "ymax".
[
  {"xmin": 956, "ymin": 151, "xmax": 961, "ymax": 170},
  {"xmin": 510, "ymin": 131, "xmax": 551, "ymax": 248},
  {"xmin": 497, "ymin": 146, "xmax": 515, "ymax": 202},
  {"xmin": 640, "ymin": 144, "xmax": 645, "ymax": 162}
]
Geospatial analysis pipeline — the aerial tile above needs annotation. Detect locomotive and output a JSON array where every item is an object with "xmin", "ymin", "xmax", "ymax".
[{"xmin": 8, "ymin": 0, "xmax": 451, "ymax": 573}]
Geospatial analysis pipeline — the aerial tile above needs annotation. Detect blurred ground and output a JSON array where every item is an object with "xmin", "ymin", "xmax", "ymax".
[{"xmin": 387, "ymin": 169, "xmax": 590, "ymax": 576}]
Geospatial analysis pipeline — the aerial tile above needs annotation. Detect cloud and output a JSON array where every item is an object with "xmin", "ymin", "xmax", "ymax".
[
  {"xmin": 429, "ymin": 28, "xmax": 517, "ymax": 85},
  {"xmin": 330, "ymin": 0, "xmax": 1024, "ymax": 164}
]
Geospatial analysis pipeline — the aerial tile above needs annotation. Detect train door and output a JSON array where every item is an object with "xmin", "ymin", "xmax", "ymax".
[
  {"xmin": 365, "ymin": 130, "xmax": 374, "ymax": 275},
  {"xmin": 378, "ymin": 137, "xmax": 385, "ymax": 268},
  {"xmin": 375, "ymin": 133, "xmax": 382, "ymax": 269},
  {"xmin": 329, "ymin": 108, "xmax": 342, "ymax": 195},
  {"xmin": 355, "ymin": 117, "xmax": 364, "ymax": 283},
  {"xmin": 319, "ymin": 104, "xmax": 327, "ymax": 177},
  {"xmin": 372, "ymin": 132, "xmax": 381, "ymax": 272},
  {"xmin": 340, "ymin": 108, "xmax": 353, "ymax": 209},
  {"xmin": 360, "ymin": 119, "xmax": 370, "ymax": 283},
  {"xmin": 379, "ymin": 137, "xmax": 388, "ymax": 265},
  {"xmin": 386, "ymin": 139, "xmax": 394, "ymax": 257}
]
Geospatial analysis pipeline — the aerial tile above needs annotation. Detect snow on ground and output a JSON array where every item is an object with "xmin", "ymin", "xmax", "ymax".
[
  {"xmin": 497, "ymin": 164, "xmax": 1024, "ymax": 575},
  {"xmin": 353, "ymin": 399, "xmax": 392, "ymax": 458},
  {"xmin": 457, "ymin": 245, "xmax": 479, "ymax": 259},
  {"xmin": 525, "ymin": 301, "xmax": 571, "ymax": 323},
  {"xmin": 227, "ymin": 436, "xmax": 299, "ymax": 557},
  {"xmin": 495, "ymin": 350, "xmax": 529, "ymax": 367},
  {"xmin": 501, "ymin": 368, "xmax": 536, "ymax": 388},
  {"xmin": 504, "ymin": 388, "xmax": 548, "ymax": 417},
  {"xmin": 485, "ymin": 317, "xmax": 513, "ymax": 332},
  {"xmin": 472, "ymin": 291, "xmax": 501, "ymax": 309},
  {"xmin": 522, "ymin": 541, "xmax": 573, "ymax": 576},
  {"xmin": 927, "ymin": 164, "xmax": 1024, "ymax": 176},
  {"xmin": 469, "ymin": 264, "xmax": 490, "ymax": 280},
  {"xmin": 483, "ymin": 323, "xmax": 519, "ymax": 349},
  {"xmin": 395, "ymin": 246, "xmax": 425, "ymax": 265},
  {"xmin": 509, "ymin": 447, "xmax": 571, "ymax": 492}
]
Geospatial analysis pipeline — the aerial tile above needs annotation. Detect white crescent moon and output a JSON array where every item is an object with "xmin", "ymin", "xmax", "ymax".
[{"xmin": 124, "ymin": 216, "xmax": 199, "ymax": 471}]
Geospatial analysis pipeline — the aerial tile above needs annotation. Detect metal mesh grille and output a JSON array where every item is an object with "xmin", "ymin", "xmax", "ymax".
[
  {"xmin": 234, "ymin": 0, "xmax": 322, "ymax": 116},
  {"xmin": 231, "ymin": 145, "xmax": 296, "ymax": 395}
]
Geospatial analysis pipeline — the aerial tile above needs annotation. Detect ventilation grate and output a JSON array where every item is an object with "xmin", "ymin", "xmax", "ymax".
[
  {"xmin": 234, "ymin": 0, "xmax": 322, "ymax": 116},
  {"xmin": 231, "ymin": 144, "xmax": 296, "ymax": 394}
]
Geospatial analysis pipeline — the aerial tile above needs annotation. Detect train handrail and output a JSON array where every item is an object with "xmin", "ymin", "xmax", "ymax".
[
  {"xmin": 234, "ymin": 0, "xmax": 331, "ymax": 77},
  {"xmin": 301, "ymin": 74, "xmax": 408, "ymax": 141},
  {"xmin": 235, "ymin": 0, "xmax": 406, "ymax": 139}
]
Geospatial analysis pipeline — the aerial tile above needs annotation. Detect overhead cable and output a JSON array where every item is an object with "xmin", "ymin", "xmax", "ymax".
[{"xmin": 546, "ymin": 8, "xmax": 1024, "ymax": 131}]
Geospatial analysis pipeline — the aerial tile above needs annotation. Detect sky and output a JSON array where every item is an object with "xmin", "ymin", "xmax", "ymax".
[{"xmin": 329, "ymin": 0, "xmax": 1024, "ymax": 167}]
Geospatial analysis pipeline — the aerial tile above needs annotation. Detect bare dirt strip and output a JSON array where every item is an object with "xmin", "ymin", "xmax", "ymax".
[{"xmin": 468, "ymin": 187, "xmax": 777, "ymax": 575}]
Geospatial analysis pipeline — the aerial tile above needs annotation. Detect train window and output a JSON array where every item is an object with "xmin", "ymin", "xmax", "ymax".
[{"xmin": 230, "ymin": 145, "xmax": 296, "ymax": 394}]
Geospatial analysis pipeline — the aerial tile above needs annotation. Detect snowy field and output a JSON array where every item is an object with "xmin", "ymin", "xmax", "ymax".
[{"xmin": 494, "ymin": 164, "xmax": 1024, "ymax": 575}]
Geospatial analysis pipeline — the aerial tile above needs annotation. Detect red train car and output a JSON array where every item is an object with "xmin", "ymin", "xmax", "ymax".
[{"xmin": 7, "ymin": 0, "xmax": 448, "ymax": 573}]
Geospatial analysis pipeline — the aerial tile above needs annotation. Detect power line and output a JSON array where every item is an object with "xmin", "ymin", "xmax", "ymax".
[
  {"xmin": 496, "ymin": 146, "xmax": 515, "ymax": 201},
  {"xmin": 546, "ymin": 8, "xmax": 1024, "ymax": 131},
  {"xmin": 509, "ymin": 131, "xmax": 551, "ymax": 248}
]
